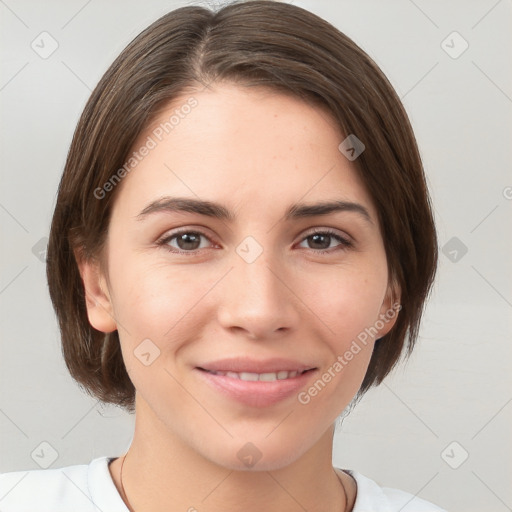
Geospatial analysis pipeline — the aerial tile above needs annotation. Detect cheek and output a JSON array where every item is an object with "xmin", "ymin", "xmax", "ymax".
[
  {"xmin": 108, "ymin": 251, "xmax": 220, "ymax": 346},
  {"xmin": 108, "ymin": 259, "xmax": 210, "ymax": 400},
  {"xmin": 301, "ymin": 262, "xmax": 387, "ymax": 345},
  {"xmin": 109, "ymin": 248, "xmax": 387, "ymax": 347}
]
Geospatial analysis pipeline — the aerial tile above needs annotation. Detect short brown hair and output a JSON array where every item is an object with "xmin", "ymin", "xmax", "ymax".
[{"xmin": 46, "ymin": 0, "xmax": 438, "ymax": 414}]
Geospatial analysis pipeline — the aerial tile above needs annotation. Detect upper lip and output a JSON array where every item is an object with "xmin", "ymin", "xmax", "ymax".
[{"xmin": 197, "ymin": 357, "xmax": 317, "ymax": 374}]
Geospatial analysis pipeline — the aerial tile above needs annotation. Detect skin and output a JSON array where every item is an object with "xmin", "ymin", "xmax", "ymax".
[{"xmin": 78, "ymin": 82, "xmax": 400, "ymax": 512}]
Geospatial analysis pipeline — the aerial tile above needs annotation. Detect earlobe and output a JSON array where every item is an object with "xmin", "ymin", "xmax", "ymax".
[
  {"xmin": 376, "ymin": 281, "xmax": 402, "ymax": 339},
  {"xmin": 75, "ymin": 250, "xmax": 117, "ymax": 333}
]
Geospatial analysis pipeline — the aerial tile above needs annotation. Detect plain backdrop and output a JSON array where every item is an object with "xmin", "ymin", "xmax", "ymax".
[{"xmin": 1, "ymin": 1, "xmax": 511, "ymax": 511}]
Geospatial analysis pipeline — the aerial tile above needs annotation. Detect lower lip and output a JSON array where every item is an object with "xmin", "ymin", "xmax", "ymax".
[{"xmin": 195, "ymin": 368, "xmax": 317, "ymax": 408}]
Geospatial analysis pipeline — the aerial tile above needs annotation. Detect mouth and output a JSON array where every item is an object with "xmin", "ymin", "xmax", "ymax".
[
  {"xmin": 197, "ymin": 367, "xmax": 315, "ymax": 381},
  {"xmin": 194, "ymin": 365, "xmax": 318, "ymax": 407}
]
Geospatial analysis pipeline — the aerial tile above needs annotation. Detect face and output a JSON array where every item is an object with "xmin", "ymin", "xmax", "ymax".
[{"xmin": 81, "ymin": 82, "xmax": 399, "ymax": 471}]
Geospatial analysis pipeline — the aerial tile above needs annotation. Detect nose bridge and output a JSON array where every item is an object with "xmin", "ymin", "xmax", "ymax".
[
  {"xmin": 234, "ymin": 233, "xmax": 283, "ymax": 297},
  {"xmin": 217, "ymin": 241, "xmax": 298, "ymax": 337},
  {"xmin": 239, "ymin": 251, "xmax": 281, "ymax": 301}
]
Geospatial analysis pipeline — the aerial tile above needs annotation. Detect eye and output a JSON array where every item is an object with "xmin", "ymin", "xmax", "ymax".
[
  {"xmin": 297, "ymin": 229, "xmax": 353, "ymax": 254},
  {"xmin": 157, "ymin": 229, "xmax": 215, "ymax": 254},
  {"xmin": 157, "ymin": 227, "xmax": 354, "ymax": 255}
]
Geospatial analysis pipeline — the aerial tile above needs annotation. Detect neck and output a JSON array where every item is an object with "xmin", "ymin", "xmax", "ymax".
[{"xmin": 112, "ymin": 398, "xmax": 351, "ymax": 512}]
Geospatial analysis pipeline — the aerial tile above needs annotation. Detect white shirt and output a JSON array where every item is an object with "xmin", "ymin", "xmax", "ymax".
[{"xmin": 0, "ymin": 456, "xmax": 447, "ymax": 511}]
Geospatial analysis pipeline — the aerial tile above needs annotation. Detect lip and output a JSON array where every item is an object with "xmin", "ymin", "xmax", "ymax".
[
  {"xmin": 194, "ymin": 358, "xmax": 318, "ymax": 408},
  {"xmin": 196, "ymin": 357, "xmax": 317, "ymax": 374}
]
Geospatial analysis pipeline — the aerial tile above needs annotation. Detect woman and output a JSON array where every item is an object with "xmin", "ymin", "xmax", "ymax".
[{"xmin": 0, "ymin": 1, "xmax": 446, "ymax": 510}]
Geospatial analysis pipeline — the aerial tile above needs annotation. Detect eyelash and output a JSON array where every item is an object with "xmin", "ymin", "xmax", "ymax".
[{"xmin": 156, "ymin": 228, "xmax": 354, "ymax": 256}]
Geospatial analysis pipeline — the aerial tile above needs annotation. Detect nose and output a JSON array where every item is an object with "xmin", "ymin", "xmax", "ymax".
[{"xmin": 216, "ymin": 251, "xmax": 300, "ymax": 340}]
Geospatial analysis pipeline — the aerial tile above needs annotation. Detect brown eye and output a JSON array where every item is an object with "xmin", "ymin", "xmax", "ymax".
[
  {"xmin": 159, "ymin": 230, "xmax": 213, "ymax": 253},
  {"xmin": 298, "ymin": 229, "xmax": 353, "ymax": 254}
]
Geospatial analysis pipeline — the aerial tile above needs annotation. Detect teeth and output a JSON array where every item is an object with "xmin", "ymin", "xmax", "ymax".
[
  {"xmin": 240, "ymin": 372, "xmax": 259, "ymax": 381},
  {"xmin": 208, "ymin": 370, "xmax": 305, "ymax": 381}
]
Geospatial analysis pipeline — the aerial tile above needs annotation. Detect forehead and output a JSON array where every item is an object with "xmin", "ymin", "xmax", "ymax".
[{"xmin": 111, "ymin": 82, "xmax": 378, "ymax": 223}]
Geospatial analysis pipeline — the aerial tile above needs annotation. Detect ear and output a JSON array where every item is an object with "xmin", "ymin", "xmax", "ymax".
[
  {"xmin": 375, "ymin": 278, "xmax": 402, "ymax": 339},
  {"xmin": 75, "ymin": 249, "xmax": 117, "ymax": 333}
]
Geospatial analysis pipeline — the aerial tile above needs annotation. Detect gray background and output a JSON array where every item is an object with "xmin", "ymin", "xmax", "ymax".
[{"xmin": 1, "ymin": 1, "xmax": 511, "ymax": 511}]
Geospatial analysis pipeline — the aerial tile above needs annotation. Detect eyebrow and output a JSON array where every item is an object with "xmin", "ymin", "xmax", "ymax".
[{"xmin": 136, "ymin": 196, "xmax": 373, "ymax": 225}]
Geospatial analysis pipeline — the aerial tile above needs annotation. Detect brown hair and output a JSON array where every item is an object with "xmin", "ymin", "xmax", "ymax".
[{"xmin": 46, "ymin": 0, "xmax": 438, "ymax": 414}]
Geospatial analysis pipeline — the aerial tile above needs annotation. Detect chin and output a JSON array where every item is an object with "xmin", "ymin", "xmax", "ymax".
[{"xmin": 205, "ymin": 436, "xmax": 311, "ymax": 473}]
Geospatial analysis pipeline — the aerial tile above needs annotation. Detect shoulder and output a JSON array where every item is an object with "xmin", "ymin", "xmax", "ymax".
[
  {"xmin": 340, "ymin": 469, "xmax": 448, "ymax": 512},
  {"xmin": 0, "ymin": 456, "xmax": 127, "ymax": 512},
  {"xmin": 0, "ymin": 460, "xmax": 90, "ymax": 512}
]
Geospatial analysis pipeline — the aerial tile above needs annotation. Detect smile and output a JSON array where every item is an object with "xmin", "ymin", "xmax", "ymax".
[
  {"xmin": 202, "ymin": 369, "xmax": 311, "ymax": 381},
  {"xmin": 195, "ymin": 367, "xmax": 317, "ymax": 407}
]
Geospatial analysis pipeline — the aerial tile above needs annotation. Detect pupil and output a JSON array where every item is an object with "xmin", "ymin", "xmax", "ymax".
[
  {"xmin": 178, "ymin": 233, "xmax": 200, "ymax": 250},
  {"xmin": 310, "ymin": 234, "xmax": 329, "ymax": 249}
]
